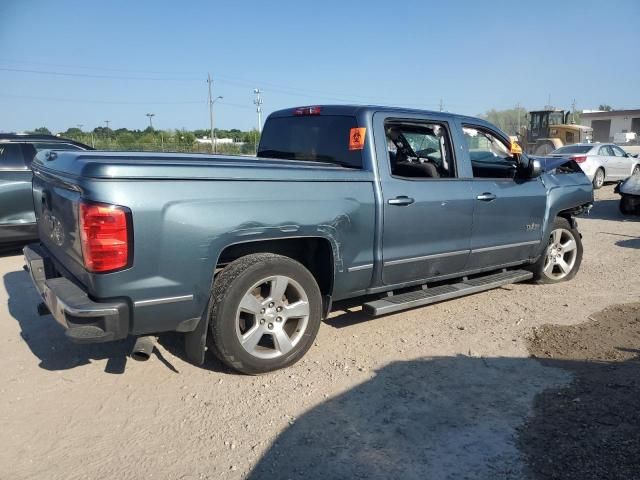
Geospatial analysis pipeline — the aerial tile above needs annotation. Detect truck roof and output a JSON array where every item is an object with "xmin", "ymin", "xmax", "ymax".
[
  {"xmin": 268, "ymin": 104, "xmax": 510, "ymax": 142},
  {"xmin": 268, "ymin": 104, "xmax": 477, "ymax": 122}
]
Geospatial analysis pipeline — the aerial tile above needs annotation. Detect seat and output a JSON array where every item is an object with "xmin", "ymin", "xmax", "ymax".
[{"xmin": 394, "ymin": 160, "xmax": 440, "ymax": 179}]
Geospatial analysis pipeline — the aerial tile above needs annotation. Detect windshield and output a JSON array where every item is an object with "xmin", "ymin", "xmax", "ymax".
[
  {"xmin": 552, "ymin": 145, "xmax": 593, "ymax": 154},
  {"xmin": 258, "ymin": 115, "xmax": 363, "ymax": 168}
]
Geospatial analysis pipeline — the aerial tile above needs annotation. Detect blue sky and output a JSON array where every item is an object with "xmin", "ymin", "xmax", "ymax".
[{"xmin": 1, "ymin": 0, "xmax": 639, "ymax": 132}]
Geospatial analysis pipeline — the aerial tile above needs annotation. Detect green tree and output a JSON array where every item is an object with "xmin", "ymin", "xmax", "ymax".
[
  {"xmin": 64, "ymin": 127, "xmax": 83, "ymax": 137},
  {"xmin": 598, "ymin": 104, "xmax": 613, "ymax": 111},
  {"xmin": 31, "ymin": 127, "xmax": 52, "ymax": 135},
  {"xmin": 481, "ymin": 107, "xmax": 529, "ymax": 135}
]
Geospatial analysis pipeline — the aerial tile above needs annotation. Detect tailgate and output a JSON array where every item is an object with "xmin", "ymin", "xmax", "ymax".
[{"xmin": 32, "ymin": 168, "xmax": 86, "ymax": 280}]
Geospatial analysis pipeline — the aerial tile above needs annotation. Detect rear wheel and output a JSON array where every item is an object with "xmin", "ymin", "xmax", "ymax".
[
  {"xmin": 529, "ymin": 217, "xmax": 583, "ymax": 284},
  {"xmin": 592, "ymin": 168, "xmax": 605, "ymax": 189},
  {"xmin": 632, "ymin": 165, "xmax": 640, "ymax": 176},
  {"xmin": 208, "ymin": 253, "xmax": 322, "ymax": 374}
]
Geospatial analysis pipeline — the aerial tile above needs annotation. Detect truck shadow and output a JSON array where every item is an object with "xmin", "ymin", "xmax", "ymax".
[
  {"xmin": 3, "ymin": 269, "xmax": 134, "ymax": 374},
  {"xmin": 616, "ymin": 237, "xmax": 640, "ymax": 249},
  {"xmin": 246, "ymin": 354, "xmax": 640, "ymax": 480},
  {"xmin": 586, "ymin": 198, "xmax": 638, "ymax": 222}
]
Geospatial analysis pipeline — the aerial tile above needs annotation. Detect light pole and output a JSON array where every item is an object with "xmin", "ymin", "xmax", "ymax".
[
  {"xmin": 253, "ymin": 88, "xmax": 263, "ymax": 134},
  {"xmin": 146, "ymin": 113, "xmax": 155, "ymax": 129},
  {"xmin": 104, "ymin": 120, "xmax": 110, "ymax": 143},
  {"xmin": 210, "ymin": 95, "xmax": 223, "ymax": 153},
  {"xmin": 207, "ymin": 73, "xmax": 224, "ymax": 154}
]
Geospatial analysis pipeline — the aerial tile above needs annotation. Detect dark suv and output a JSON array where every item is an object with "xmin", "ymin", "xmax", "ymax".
[{"xmin": 0, "ymin": 134, "xmax": 91, "ymax": 245}]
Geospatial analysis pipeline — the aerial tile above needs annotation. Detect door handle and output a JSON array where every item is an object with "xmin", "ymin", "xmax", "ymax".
[
  {"xmin": 476, "ymin": 192, "xmax": 497, "ymax": 202},
  {"xmin": 388, "ymin": 196, "xmax": 415, "ymax": 206}
]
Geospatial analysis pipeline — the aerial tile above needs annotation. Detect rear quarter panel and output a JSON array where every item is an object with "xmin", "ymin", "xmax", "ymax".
[{"xmin": 80, "ymin": 177, "xmax": 376, "ymax": 334}]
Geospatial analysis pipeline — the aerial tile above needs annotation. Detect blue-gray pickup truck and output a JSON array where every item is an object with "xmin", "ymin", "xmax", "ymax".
[{"xmin": 24, "ymin": 105, "xmax": 593, "ymax": 374}]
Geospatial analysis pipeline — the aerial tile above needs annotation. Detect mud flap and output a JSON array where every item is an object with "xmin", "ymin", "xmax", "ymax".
[{"xmin": 184, "ymin": 302, "xmax": 210, "ymax": 365}]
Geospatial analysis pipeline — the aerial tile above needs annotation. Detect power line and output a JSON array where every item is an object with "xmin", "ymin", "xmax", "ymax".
[
  {"xmin": 0, "ymin": 67, "xmax": 202, "ymax": 82},
  {"xmin": 0, "ymin": 58, "xmax": 203, "ymax": 76},
  {"xmin": 0, "ymin": 93, "xmax": 203, "ymax": 105},
  {"xmin": 0, "ymin": 63, "xmax": 449, "ymax": 109}
]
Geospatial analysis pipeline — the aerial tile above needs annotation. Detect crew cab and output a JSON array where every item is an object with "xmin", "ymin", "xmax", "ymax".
[{"xmin": 24, "ymin": 106, "xmax": 593, "ymax": 374}]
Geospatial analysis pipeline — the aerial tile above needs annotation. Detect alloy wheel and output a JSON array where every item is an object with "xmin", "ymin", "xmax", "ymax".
[
  {"xmin": 543, "ymin": 228, "xmax": 578, "ymax": 280},
  {"xmin": 235, "ymin": 275, "xmax": 310, "ymax": 359}
]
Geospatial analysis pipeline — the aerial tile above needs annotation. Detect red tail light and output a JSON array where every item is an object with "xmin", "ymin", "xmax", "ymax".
[
  {"xmin": 79, "ymin": 202, "xmax": 131, "ymax": 273},
  {"xmin": 294, "ymin": 106, "xmax": 322, "ymax": 116},
  {"xmin": 572, "ymin": 155, "xmax": 587, "ymax": 163}
]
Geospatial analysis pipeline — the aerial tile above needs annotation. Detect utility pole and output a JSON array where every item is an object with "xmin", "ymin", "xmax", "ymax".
[
  {"xmin": 516, "ymin": 102, "xmax": 521, "ymax": 133},
  {"xmin": 254, "ymin": 88, "xmax": 263, "ymax": 133},
  {"xmin": 146, "ymin": 113, "xmax": 155, "ymax": 129},
  {"xmin": 104, "ymin": 120, "xmax": 110, "ymax": 143},
  {"xmin": 207, "ymin": 73, "xmax": 215, "ymax": 153},
  {"xmin": 571, "ymin": 99, "xmax": 577, "ymax": 124},
  {"xmin": 439, "ymin": 98, "xmax": 444, "ymax": 112}
]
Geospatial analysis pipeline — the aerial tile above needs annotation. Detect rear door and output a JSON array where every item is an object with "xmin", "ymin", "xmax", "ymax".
[
  {"xmin": 0, "ymin": 143, "xmax": 35, "ymax": 226},
  {"xmin": 462, "ymin": 125, "xmax": 546, "ymax": 271},
  {"xmin": 374, "ymin": 112, "xmax": 475, "ymax": 286}
]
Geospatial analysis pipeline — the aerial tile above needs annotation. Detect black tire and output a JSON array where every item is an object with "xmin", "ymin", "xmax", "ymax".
[
  {"xmin": 592, "ymin": 168, "xmax": 605, "ymax": 189},
  {"xmin": 528, "ymin": 217, "xmax": 583, "ymax": 284},
  {"xmin": 619, "ymin": 196, "xmax": 634, "ymax": 215},
  {"xmin": 208, "ymin": 253, "xmax": 322, "ymax": 375},
  {"xmin": 632, "ymin": 165, "xmax": 640, "ymax": 176}
]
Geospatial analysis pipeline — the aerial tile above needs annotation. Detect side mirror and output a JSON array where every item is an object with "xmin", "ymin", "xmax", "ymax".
[{"xmin": 528, "ymin": 158, "xmax": 543, "ymax": 178}]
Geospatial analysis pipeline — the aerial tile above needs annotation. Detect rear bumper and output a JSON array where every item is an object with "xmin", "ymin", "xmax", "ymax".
[{"xmin": 24, "ymin": 243, "xmax": 129, "ymax": 343}]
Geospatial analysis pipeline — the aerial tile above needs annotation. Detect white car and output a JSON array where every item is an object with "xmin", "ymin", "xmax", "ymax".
[{"xmin": 548, "ymin": 143, "xmax": 640, "ymax": 189}]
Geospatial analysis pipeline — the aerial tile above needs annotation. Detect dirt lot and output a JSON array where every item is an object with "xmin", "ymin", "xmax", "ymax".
[{"xmin": 0, "ymin": 185, "xmax": 638, "ymax": 479}]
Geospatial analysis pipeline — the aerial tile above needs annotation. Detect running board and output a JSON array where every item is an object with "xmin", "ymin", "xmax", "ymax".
[{"xmin": 363, "ymin": 269, "xmax": 533, "ymax": 316}]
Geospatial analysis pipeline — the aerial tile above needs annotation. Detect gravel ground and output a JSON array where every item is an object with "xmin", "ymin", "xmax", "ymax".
[{"xmin": 0, "ymin": 185, "xmax": 638, "ymax": 479}]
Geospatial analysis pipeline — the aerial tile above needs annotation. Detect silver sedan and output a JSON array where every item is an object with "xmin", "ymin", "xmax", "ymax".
[{"xmin": 548, "ymin": 143, "xmax": 640, "ymax": 189}]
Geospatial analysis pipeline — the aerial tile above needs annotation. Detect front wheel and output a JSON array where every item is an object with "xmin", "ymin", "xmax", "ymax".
[
  {"xmin": 620, "ymin": 196, "xmax": 635, "ymax": 215},
  {"xmin": 528, "ymin": 217, "xmax": 583, "ymax": 284},
  {"xmin": 632, "ymin": 164, "xmax": 640, "ymax": 176},
  {"xmin": 208, "ymin": 253, "xmax": 322, "ymax": 374}
]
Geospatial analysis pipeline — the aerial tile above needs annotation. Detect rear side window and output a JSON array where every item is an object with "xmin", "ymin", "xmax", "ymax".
[
  {"xmin": 0, "ymin": 144, "xmax": 27, "ymax": 169},
  {"xmin": 33, "ymin": 142, "xmax": 84, "ymax": 151},
  {"xmin": 598, "ymin": 145, "xmax": 613, "ymax": 156},
  {"xmin": 386, "ymin": 121, "xmax": 455, "ymax": 179},
  {"xmin": 258, "ymin": 115, "xmax": 363, "ymax": 168},
  {"xmin": 552, "ymin": 145, "xmax": 593, "ymax": 154}
]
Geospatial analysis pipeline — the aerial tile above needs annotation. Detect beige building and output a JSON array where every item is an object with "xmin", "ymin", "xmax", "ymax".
[{"xmin": 580, "ymin": 109, "xmax": 640, "ymax": 143}]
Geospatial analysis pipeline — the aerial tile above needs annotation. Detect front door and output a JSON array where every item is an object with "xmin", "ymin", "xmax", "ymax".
[
  {"xmin": 611, "ymin": 144, "xmax": 632, "ymax": 177},
  {"xmin": 374, "ymin": 113, "xmax": 475, "ymax": 286},
  {"xmin": 462, "ymin": 125, "xmax": 547, "ymax": 270}
]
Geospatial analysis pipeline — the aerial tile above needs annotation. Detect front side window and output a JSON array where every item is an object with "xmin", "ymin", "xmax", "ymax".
[
  {"xmin": 0, "ymin": 144, "xmax": 27, "ymax": 169},
  {"xmin": 611, "ymin": 145, "xmax": 627, "ymax": 157},
  {"xmin": 463, "ymin": 126, "xmax": 518, "ymax": 179},
  {"xmin": 385, "ymin": 121, "xmax": 455, "ymax": 179}
]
